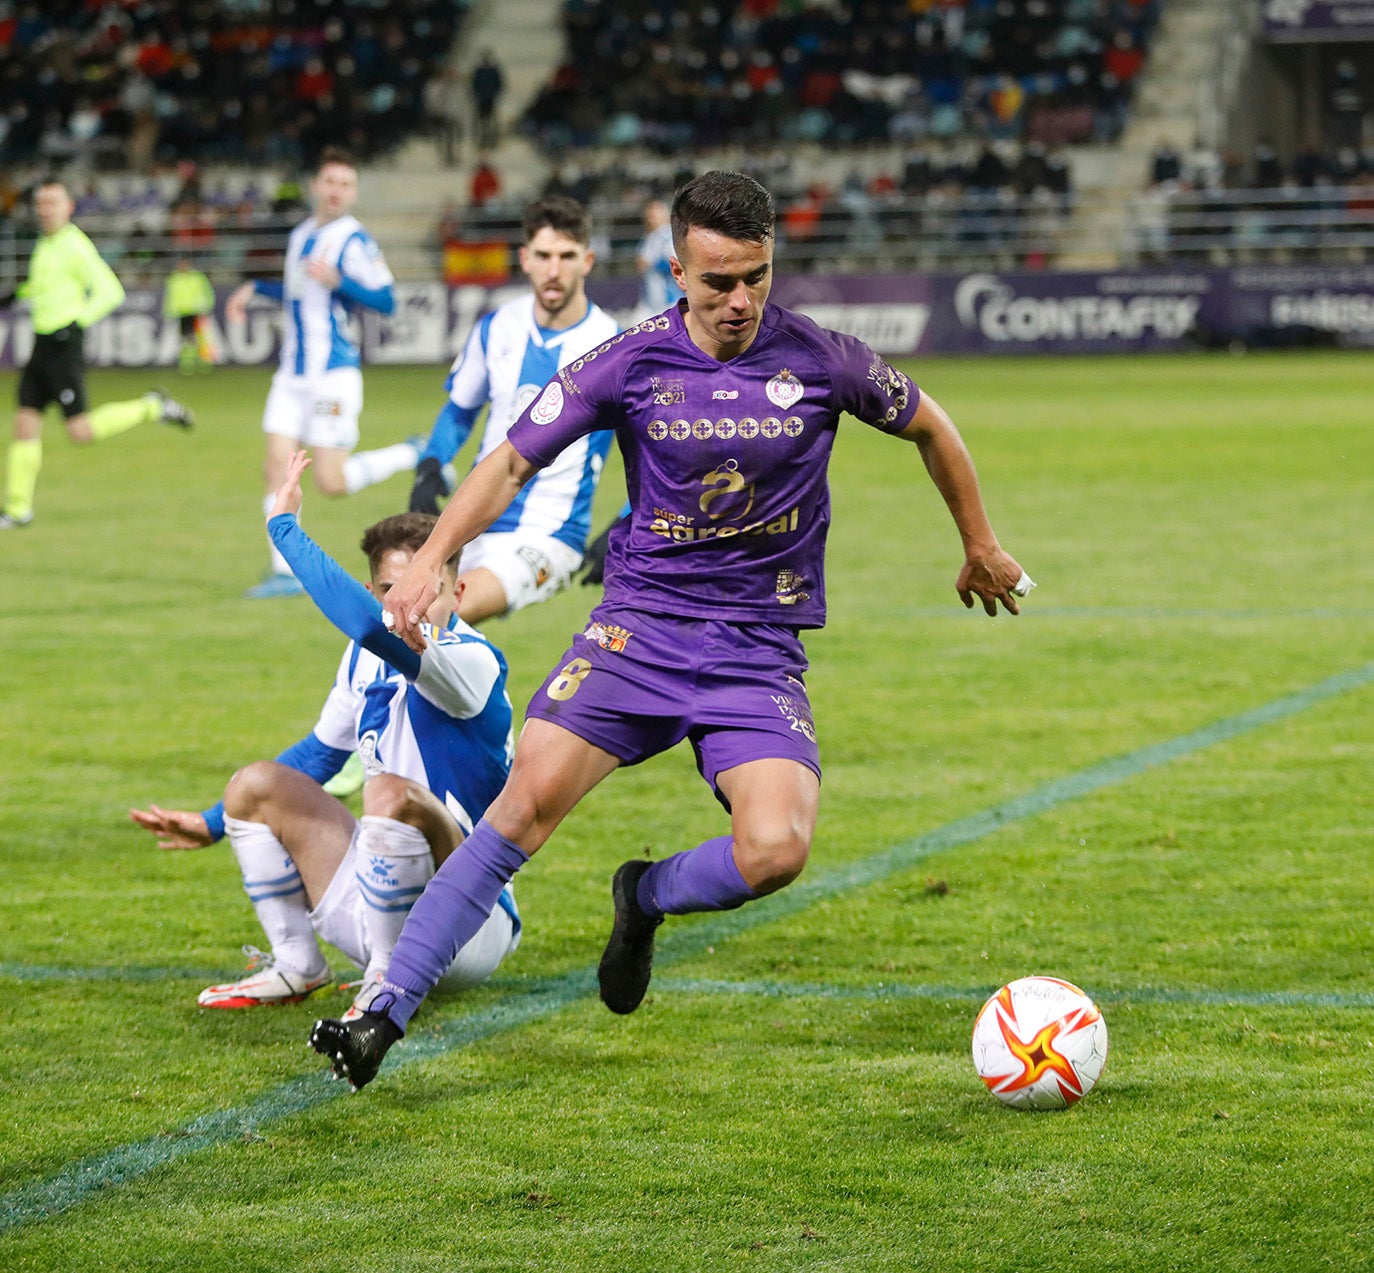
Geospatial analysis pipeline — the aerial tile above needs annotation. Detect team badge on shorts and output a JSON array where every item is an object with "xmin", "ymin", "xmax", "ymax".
[
  {"xmin": 583, "ymin": 621, "xmax": 632, "ymax": 653},
  {"xmin": 515, "ymin": 545, "xmax": 553, "ymax": 587},
  {"xmin": 766, "ymin": 369, "xmax": 804, "ymax": 410},
  {"xmin": 530, "ymin": 381, "xmax": 564, "ymax": 425}
]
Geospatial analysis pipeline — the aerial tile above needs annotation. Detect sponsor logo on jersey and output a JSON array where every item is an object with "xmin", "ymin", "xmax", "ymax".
[
  {"xmin": 712, "ymin": 389, "xmax": 739, "ymax": 400},
  {"xmin": 651, "ymin": 377, "xmax": 685, "ymax": 406},
  {"xmin": 530, "ymin": 381, "xmax": 564, "ymax": 425},
  {"xmin": 775, "ymin": 569, "xmax": 810, "ymax": 606},
  {"xmin": 583, "ymin": 621, "xmax": 632, "ymax": 653},
  {"xmin": 646, "ymin": 416, "xmax": 803, "ymax": 442},
  {"xmin": 765, "ymin": 368, "xmax": 804, "ymax": 409}
]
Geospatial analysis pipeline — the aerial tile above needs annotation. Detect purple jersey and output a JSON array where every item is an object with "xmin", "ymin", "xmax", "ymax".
[{"xmin": 506, "ymin": 302, "xmax": 920, "ymax": 628}]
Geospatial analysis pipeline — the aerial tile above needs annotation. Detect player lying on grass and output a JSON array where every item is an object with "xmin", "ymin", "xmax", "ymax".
[
  {"xmin": 307, "ymin": 169, "xmax": 1032, "ymax": 1091},
  {"xmin": 131, "ymin": 455, "xmax": 519, "ymax": 1017}
]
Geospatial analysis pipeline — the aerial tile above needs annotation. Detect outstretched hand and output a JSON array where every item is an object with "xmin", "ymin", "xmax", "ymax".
[
  {"xmin": 129, "ymin": 805, "xmax": 214, "ymax": 851},
  {"xmin": 268, "ymin": 449, "xmax": 312, "ymax": 521},
  {"xmin": 957, "ymin": 546, "xmax": 1034, "ymax": 616}
]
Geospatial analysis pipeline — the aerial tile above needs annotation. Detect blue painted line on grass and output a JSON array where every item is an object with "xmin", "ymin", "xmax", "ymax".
[{"xmin": 4, "ymin": 659, "xmax": 1373, "ymax": 1234}]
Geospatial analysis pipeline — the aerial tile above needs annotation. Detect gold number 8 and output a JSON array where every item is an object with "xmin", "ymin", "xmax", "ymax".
[{"xmin": 546, "ymin": 657, "xmax": 592, "ymax": 702}]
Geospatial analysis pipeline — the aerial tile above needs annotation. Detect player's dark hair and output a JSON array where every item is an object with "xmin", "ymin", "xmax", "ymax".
[
  {"xmin": 671, "ymin": 171, "xmax": 774, "ymax": 256},
  {"xmin": 522, "ymin": 195, "xmax": 592, "ymax": 247},
  {"xmin": 316, "ymin": 145, "xmax": 357, "ymax": 173},
  {"xmin": 361, "ymin": 514, "xmax": 460, "ymax": 576}
]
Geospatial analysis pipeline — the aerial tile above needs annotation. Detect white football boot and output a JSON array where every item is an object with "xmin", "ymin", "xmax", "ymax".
[{"xmin": 198, "ymin": 945, "xmax": 331, "ymax": 1009}]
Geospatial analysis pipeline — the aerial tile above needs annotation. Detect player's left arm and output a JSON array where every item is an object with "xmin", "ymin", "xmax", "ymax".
[
  {"xmin": 267, "ymin": 451, "xmax": 426, "ymax": 674},
  {"xmin": 325, "ymin": 231, "xmax": 395, "ymax": 315},
  {"xmin": 76, "ymin": 235, "xmax": 126, "ymax": 328},
  {"xmin": 897, "ymin": 391, "xmax": 1028, "ymax": 616}
]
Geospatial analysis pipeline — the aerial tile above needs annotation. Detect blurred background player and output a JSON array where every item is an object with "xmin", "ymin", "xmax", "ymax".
[
  {"xmin": 408, "ymin": 195, "xmax": 618, "ymax": 624},
  {"xmin": 162, "ymin": 256, "xmax": 217, "ymax": 374},
  {"xmin": 226, "ymin": 147, "xmax": 417, "ymax": 599},
  {"xmin": 131, "ymin": 453, "xmax": 518, "ymax": 1018},
  {"xmin": 632, "ymin": 197, "xmax": 684, "ymax": 323},
  {"xmin": 0, "ymin": 179, "xmax": 193, "ymax": 530}
]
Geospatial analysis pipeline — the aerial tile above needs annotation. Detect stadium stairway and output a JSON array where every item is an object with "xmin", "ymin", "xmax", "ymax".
[
  {"xmin": 1061, "ymin": 0, "xmax": 1251, "ymax": 267},
  {"xmin": 364, "ymin": 0, "xmax": 565, "ymax": 279}
]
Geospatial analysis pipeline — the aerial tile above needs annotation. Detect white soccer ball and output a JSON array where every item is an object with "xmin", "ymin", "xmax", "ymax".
[{"xmin": 971, "ymin": 975, "xmax": 1109, "ymax": 1111}]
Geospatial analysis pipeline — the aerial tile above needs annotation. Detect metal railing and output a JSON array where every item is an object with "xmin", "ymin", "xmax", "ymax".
[{"xmin": 0, "ymin": 185, "xmax": 1368, "ymax": 290}]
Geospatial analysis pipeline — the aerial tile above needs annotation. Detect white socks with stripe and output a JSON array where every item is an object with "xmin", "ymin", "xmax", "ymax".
[
  {"xmin": 224, "ymin": 815, "xmax": 325, "ymax": 976},
  {"xmin": 356, "ymin": 816, "xmax": 435, "ymax": 979}
]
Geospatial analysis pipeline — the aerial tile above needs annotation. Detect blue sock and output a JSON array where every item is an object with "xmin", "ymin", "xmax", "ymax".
[
  {"xmin": 637, "ymin": 835, "xmax": 757, "ymax": 918},
  {"xmin": 371, "ymin": 821, "xmax": 528, "ymax": 1032}
]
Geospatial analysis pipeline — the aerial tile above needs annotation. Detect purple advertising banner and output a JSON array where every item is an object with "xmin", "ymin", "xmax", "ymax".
[
  {"xmin": 1, "ymin": 266, "xmax": 1371, "ymax": 369},
  {"xmin": 1260, "ymin": 0, "xmax": 1374, "ymax": 41}
]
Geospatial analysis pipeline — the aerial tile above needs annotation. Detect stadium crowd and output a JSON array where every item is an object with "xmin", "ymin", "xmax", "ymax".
[
  {"xmin": 525, "ymin": 0, "xmax": 1161, "ymax": 154},
  {"xmin": 0, "ymin": 0, "xmax": 471, "ymax": 171},
  {"xmin": 1132, "ymin": 135, "xmax": 1374, "ymax": 263}
]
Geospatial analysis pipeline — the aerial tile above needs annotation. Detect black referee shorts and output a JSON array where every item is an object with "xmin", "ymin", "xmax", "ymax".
[{"xmin": 18, "ymin": 323, "xmax": 88, "ymax": 418}]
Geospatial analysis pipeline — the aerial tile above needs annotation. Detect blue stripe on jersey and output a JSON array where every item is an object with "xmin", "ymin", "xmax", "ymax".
[
  {"xmin": 290, "ymin": 298, "xmax": 306, "ymax": 376},
  {"xmin": 327, "ymin": 230, "xmax": 367, "ymax": 370},
  {"xmin": 358, "ymin": 667, "xmax": 397, "ymax": 765},
  {"xmin": 487, "ymin": 332, "xmax": 563, "ymax": 534},
  {"xmin": 326, "ymin": 299, "xmax": 359, "ymax": 371},
  {"xmin": 403, "ymin": 663, "xmax": 510, "ymax": 821}
]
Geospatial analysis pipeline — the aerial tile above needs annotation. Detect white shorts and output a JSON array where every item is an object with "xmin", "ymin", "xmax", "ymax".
[
  {"xmin": 262, "ymin": 367, "xmax": 363, "ymax": 452},
  {"xmin": 310, "ymin": 830, "xmax": 521, "ymax": 991},
  {"xmin": 459, "ymin": 532, "xmax": 584, "ymax": 614}
]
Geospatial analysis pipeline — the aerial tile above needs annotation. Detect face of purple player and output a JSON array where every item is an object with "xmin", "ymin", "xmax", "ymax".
[{"xmin": 671, "ymin": 226, "xmax": 773, "ymax": 361}]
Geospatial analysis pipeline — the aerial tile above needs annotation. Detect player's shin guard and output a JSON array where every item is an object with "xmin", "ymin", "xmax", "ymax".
[
  {"xmin": 342, "ymin": 441, "xmax": 421, "ymax": 494},
  {"xmin": 637, "ymin": 835, "xmax": 757, "ymax": 917},
  {"xmin": 224, "ymin": 815, "xmax": 324, "ymax": 976},
  {"xmin": 371, "ymin": 820, "xmax": 528, "ymax": 1032},
  {"xmin": 3, "ymin": 438, "xmax": 41, "ymax": 519},
  {"xmin": 87, "ymin": 395, "xmax": 159, "ymax": 440},
  {"xmin": 355, "ymin": 816, "xmax": 433, "ymax": 980}
]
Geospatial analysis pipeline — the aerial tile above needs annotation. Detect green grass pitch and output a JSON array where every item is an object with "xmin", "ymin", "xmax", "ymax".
[{"xmin": 1, "ymin": 352, "xmax": 1371, "ymax": 1270}]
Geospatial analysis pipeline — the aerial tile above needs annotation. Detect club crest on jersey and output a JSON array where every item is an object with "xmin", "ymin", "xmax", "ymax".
[
  {"xmin": 765, "ymin": 369, "xmax": 804, "ymax": 409},
  {"xmin": 530, "ymin": 381, "xmax": 564, "ymax": 425},
  {"xmin": 583, "ymin": 621, "xmax": 632, "ymax": 653}
]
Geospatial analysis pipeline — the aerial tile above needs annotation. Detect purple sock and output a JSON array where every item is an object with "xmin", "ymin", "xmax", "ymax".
[
  {"xmin": 371, "ymin": 821, "xmax": 528, "ymax": 1032},
  {"xmin": 637, "ymin": 835, "xmax": 757, "ymax": 918}
]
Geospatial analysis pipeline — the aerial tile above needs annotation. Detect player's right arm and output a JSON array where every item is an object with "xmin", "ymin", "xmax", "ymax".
[{"xmin": 386, "ymin": 441, "xmax": 539, "ymax": 650}]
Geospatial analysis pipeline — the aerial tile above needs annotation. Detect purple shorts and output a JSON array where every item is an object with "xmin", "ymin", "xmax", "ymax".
[{"xmin": 525, "ymin": 604, "xmax": 821, "ymax": 805}]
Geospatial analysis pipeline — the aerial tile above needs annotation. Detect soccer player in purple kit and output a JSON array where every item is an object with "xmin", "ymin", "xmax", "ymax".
[{"xmin": 309, "ymin": 170, "xmax": 1033, "ymax": 1090}]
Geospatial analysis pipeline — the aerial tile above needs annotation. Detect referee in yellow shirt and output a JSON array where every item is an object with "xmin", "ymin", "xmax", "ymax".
[{"xmin": 0, "ymin": 179, "xmax": 195, "ymax": 529}]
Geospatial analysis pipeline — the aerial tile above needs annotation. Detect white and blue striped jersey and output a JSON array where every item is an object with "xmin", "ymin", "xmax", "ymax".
[
  {"xmin": 448, "ymin": 294, "xmax": 619, "ymax": 553},
  {"xmin": 312, "ymin": 619, "xmax": 514, "ymax": 835},
  {"xmin": 277, "ymin": 214, "xmax": 394, "ymax": 380},
  {"xmin": 637, "ymin": 222, "xmax": 683, "ymax": 312}
]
